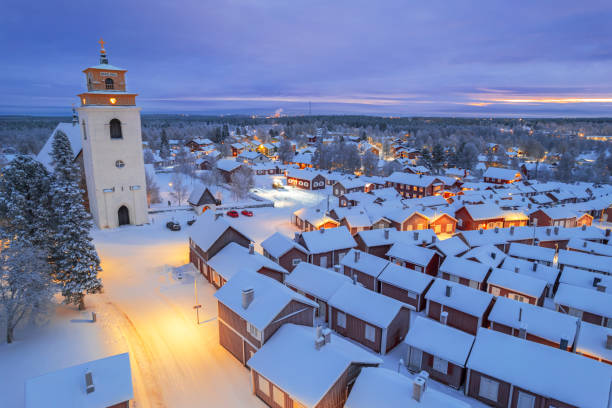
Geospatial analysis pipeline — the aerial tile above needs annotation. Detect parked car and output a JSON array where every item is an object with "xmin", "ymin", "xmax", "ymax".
[
  {"xmin": 166, "ymin": 221, "xmax": 181, "ymax": 231},
  {"xmin": 226, "ymin": 210, "xmax": 239, "ymax": 218},
  {"xmin": 241, "ymin": 210, "xmax": 253, "ymax": 217}
]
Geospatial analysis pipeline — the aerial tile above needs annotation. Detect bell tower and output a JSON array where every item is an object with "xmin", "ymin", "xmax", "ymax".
[{"xmin": 77, "ymin": 39, "xmax": 149, "ymax": 228}]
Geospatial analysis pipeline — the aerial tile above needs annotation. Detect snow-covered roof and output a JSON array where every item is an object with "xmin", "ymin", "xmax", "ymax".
[
  {"xmin": 214, "ymin": 271, "xmax": 316, "ymax": 331},
  {"xmin": 559, "ymin": 267, "xmax": 611, "ymax": 294},
  {"xmin": 404, "ymin": 316, "xmax": 474, "ymax": 367},
  {"xmin": 566, "ymin": 238, "xmax": 612, "ymax": 258},
  {"xmin": 293, "ymin": 206, "xmax": 339, "ymax": 228},
  {"xmin": 487, "ymin": 268, "xmax": 547, "ymax": 298},
  {"xmin": 340, "ymin": 249, "xmax": 389, "ymax": 277},
  {"xmin": 247, "ymin": 324, "xmax": 381, "ymax": 408},
  {"xmin": 286, "ymin": 169, "xmax": 322, "ymax": 181},
  {"xmin": 557, "ymin": 249, "xmax": 612, "ymax": 274},
  {"xmin": 439, "ymin": 256, "xmax": 491, "ymax": 283},
  {"xmin": 429, "ymin": 236, "xmax": 469, "ymax": 258},
  {"xmin": 260, "ymin": 232, "xmax": 308, "ymax": 258},
  {"xmin": 345, "ymin": 367, "xmax": 470, "ymax": 408},
  {"xmin": 461, "ymin": 244, "xmax": 506, "ymax": 268},
  {"xmin": 554, "ymin": 284, "xmax": 612, "ymax": 319},
  {"xmin": 499, "ymin": 257, "xmax": 560, "ymax": 286},
  {"xmin": 189, "ymin": 213, "xmax": 252, "ymax": 252},
  {"xmin": 215, "ymin": 158, "xmax": 242, "ymax": 172},
  {"xmin": 386, "ymin": 242, "xmax": 436, "ymax": 267},
  {"xmin": 36, "ymin": 122, "xmax": 83, "ymax": 170},
  {"xmin": 488, "ymin": 296, "xmax": 578, "ymax": 344},
  {"xmin": 386, "ymin": 172, "xmax": 441, "ymax": 187},
  {"xmin": 87, "ymin": 63, "xmax": 126, "ymax": 71},
  {"xmin": 483, "ymin": 167, "xmax": 521, "ymax": 181},
  {"xmin": 467, "ymin": 329, "xmax": 612, "ymax": 408},
  {"xmin": 508, "ymin": 242, "xmax": 555, "ymax": 263},
  {"xmin": 459, "ymin": 203, "xmax": 504, "ymax": 220},
  {"xmin": 284, "ymin": 262, "xmax": 351, "ymax": 302},
  {"xmin": 425, "ymin": 279, "xmax": 493, "ymax": 317},
  {"xmin": 300, "ymin": 226, "xmax": 356, "ymax": 254},
  {"xmin": 575, "ymin": 321, "xmax": 612, "ymax": 363},
  {"xmin": 25, "ymin": 353, "xmax": 133, "ymax": 408},
  {"xmin": 356, "ymin": 228, "xmax": 437, "ymax": 248},
  {"xmin": 329, "ymin": 282, "xmax": 410, "ymax": 327},
  {"xmin": 187, "ymin": 183, "xmax": 220, "ymax": 206},
  {"xmin": 207, "ymin": 242, "xmax": 287, "ymax": 281},
  {"xmin": 334, "ymin": 178, "xmax": 367, "ymax": 189},
  {"xmin": 377, "ymin": 263, "xmax": 433, "ymax": 294}
]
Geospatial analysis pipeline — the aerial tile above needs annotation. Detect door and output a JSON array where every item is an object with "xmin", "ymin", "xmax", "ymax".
[
  {"xmin": 408, "ymin": 347, "xmax": 422, "ymax": 371},
  {"xmin": 118, "ymin": 205, "xmax": 130, "ymax": 226}
]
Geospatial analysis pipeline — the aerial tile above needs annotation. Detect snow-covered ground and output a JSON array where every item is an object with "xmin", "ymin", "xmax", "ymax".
[{"xmin": 0, "ymin": 174, "xmax": 487, "ymax": 407}]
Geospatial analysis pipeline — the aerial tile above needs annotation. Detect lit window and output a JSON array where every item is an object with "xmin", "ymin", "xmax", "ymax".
[
  {"xmin": 479, "ymin": 377, "xmax": 499, "ymax": 402},
  {"xmin": 247, "ymin": 322, "xmax": 261, "ymax": 341},
  {"xmin": 258, "ymin": 376, "xmax": 270, "ymax": 396},
  {"xmin": 115, "ymin": 160, "xmax": 125, "ymax": 168},
  {"xmin": 337, "ymin": 312, "xmax": 346, "ymax": 328},
  {"xmin": 272, "ymin": 386, "xmax": 284, "ymax": 406}
]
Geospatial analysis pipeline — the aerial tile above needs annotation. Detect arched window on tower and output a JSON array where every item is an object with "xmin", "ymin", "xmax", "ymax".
[
  {"xmin": 105, "ymin": 78, "xmax": 114, "ymax": 89},
  {"xmin": 110, "ymin": 119, "xmax": 122, "ymax": 139}
]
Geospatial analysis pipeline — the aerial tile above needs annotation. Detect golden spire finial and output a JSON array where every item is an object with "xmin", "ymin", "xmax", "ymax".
[{"xmin": 98, "ymin": 37, "xmax": 106, "ymax": 54}]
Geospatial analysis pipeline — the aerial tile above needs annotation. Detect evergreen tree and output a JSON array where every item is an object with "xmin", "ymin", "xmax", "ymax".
[
  {"xmin": 49, "ymin": 131, "xmax": 102, "ymax": 309},
  {"xmin": 556, "ymin": 152, "xmax": 575, "ymax": 183},
  {"xmin": 431, "ymin": 143, "xmax": 445, "ymax": 174},
  {"xmin": 419, "ymin": 148, "xmax": 433, "ymax": 170},
  {"xmin": 0, "ymin": 155, "xmax": 52, "ymax": 249},
  {"xmin": 278, "ymin": 139, "xmax": 294, "ymax": 163},
  {"xmin": 159, "ymin": 129, "xmax": 170, "ymax": 159},
  {"xmin": 222, "ymin": 124, "xmax": 230, "ymax": 141}
]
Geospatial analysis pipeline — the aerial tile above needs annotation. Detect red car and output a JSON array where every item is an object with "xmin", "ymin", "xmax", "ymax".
[
  {"xmin": 241, "ymin": 210, "xmax": 253, "ymax": 217},
  {"xmin": 226, "ymin": 210, "xmax": 239, "ymax": 218}
]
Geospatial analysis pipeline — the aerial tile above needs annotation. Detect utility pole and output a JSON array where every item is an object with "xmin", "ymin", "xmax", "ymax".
[{"xmin": 193, "ymin": 278, "xmax": 202, "ymax": 324}]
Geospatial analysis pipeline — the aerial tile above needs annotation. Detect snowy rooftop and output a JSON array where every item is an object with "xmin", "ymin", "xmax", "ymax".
[
  {"xmin": 566, "ymin": 238, "xmax": 612, "ymax": 257},
  {"xmin": 345, "ymin": 367, "xmax": 470, "ymax": 408},
  {"xmin": 488, "ymin": 296, "xmax": 578, "ymax": 344},
  {"xmin": 557, "ymin": 249, "xmax": 612, "ymax": 274},
  {"xmin": 404, "ymin": 316, "xmax": 474, "ymax": 366},
  {"xmin": 286, "ymin": 169, "xmax": 322, "ymax": 181},
  {"xmin": 575, "ymin": 321, "xmax": 612, "ymax": 363},
  {"xmin": 425, "ymin": 279, "xmax": 493, "ymax": 317},
  {"xmin": 559, "ymin": 267, "xmax": 611, "ymax": 294},
  {"xmin": 284, "ymin": 262, "xmax": 351, "ymax": 301},
  {"xmin": 260, "ymin": 232, "xmax": 308, "ymax": 258},
  {"xmin": 377, "ymin": 263, "xmax": 433, "ymax": 294},
  {"xmin": 439, "ymin": 256, "xmax": 491, "ymax": 282},
  {"xmin": 467, "ymin": 329, "xmax": 612, "ymax": 408},
  {"xmin": 300, "ymin": 226, "xmax": 356, "ymax": 253},
  {"xmin": 247, "ymin": 324, "xmax": 382, "ymax": 407},
  {"xmin": 386, "ymin": 242, "xmax": 436, "ymax": 266},
  {"xmin": 483, "ymin": 167, "xmax": 521, "ymax": 181},
  {"xmin": 215, "ymin": 158, "xmax": 242, "ymax": 172},
  {"xmin": 429, "ymin": 236, "xmax": 469, "ymax": 258},
  {"xmin": 36, "ymin": 122, "xmax": 83, "ymax": 170},
  {"xmin": 25, "ymin": 353, "xmax": 133, "ymax": 408},
  {"xmin": 329, "ymin": 282, "xmax": 410, "ymax": 327},
  {"xmin": 461, "ymin": 244, "xmax": 506, "ymax": 268},
  {"xmin": 356, "ymin": 228, "xmax": 437, "ymax": 248},
  {"xmin": 459, "ymin": 203, "xmax": 504, "ymax": 220},
  {"xmin": 207, "ymin": 242, "xmax": 287, "ymax": 281},
  {"xmin": 386, "ymin": 172, "xmax": 441, "ymax": 187},
  {"xmin": 487, "ymin": 268, "xmax": 547, "ymax": 298},
  {"xmin": 499, "ymin": 257, "xmax": 560, "ymax": 286},
  {"xmin": 507, "ymin": 242, "xmax": 555, "ymax": 263},
  {"xmin": 554, "ymin": 284, "xmax": 612, "ymax": 319},
  {"xmin": 340, "ymin": 249, "xmax": 389, "ymax": 277},
  {"xmin": 214, "ymin": 271, "xmax": 316, "ymax": 331},
  {"xmin": 189, "ymin": 213, "xmax": 252, "ymax": 252}
]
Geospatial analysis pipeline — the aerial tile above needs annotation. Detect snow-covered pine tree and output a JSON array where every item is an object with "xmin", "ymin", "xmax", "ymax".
[
  {"xmin": 0, "ymin": 155, "xmax": 52, "ymax": 250},
  {"xmin": 49, "ymin": 131, "xmax": 102, "ymax": 309}
]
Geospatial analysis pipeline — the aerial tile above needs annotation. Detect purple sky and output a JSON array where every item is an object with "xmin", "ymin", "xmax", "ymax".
[{"xmin": 2, "ymin": 0, "xmax": 612, "ymax": 116}]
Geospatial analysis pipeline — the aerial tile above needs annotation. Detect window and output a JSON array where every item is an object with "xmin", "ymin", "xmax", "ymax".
[
  {"xmin": 446, "ymin": 224, "xmax": 453, "ymax": 232},
  {"xmin": 479, "ymin": 376, "xmax": 499, "ymax": 402},
  {"xmin": 273, "ymin": 386, "xmax": 285, "ymax": 407},
  {"xmin": 490, "ymin": 287, "xmax": 500, "ymax": 296},
  {"xmin": 105, "ymin": 78, "xmax": 114, "ymax": 89},
  {"xmin": 433, "ymin": 356, "xmax": 448, "ymax": 374},
  {"xmin": 304, "ymin": 182, "xmax": 309, "ymax": 188},
  {"xmin": 407, "ymin": 291, "xmax": 417, "ymax": 300},
  {"xmin": 415, "ymin": 265, "xmax": 423, "ymax": 273},
  {"xmin": 115, "ymin": 160, "xmax": 125, "ymax": 168},
  {"xmin": 450, "ymin": 275, "xmax": 459, "ymax": 283},
  {"xmin": 512, "ymin": 294, "xmax": 526, "ymax": 303},
  {"xmin": 109, "ymin": 119, "xmax": 122, "ymax": 139},
  {"xmin": 258, "ymin": 376, "xmax": 270, "ymax": 396},
  {"xmin": 567, "ymin": 307, "xmax": 583, "ymax": 319},
  {"xmin": 364, "ymin": 324, "xmax": 376, "ymax": 342},
  {"xmin": 292, "ymin": 258, "xmax": 301, "ymax": 266},
  {"xmin": 337, "ymin": 311, "xmax": 346, "ymax": 328},
  {"xmin": 247, "ymin": 322, "xmax": 261, "ymax": 341},
  {"xmin": 517, "ymin": 391, "xmax": 535, "ymax": 408},
  {"xmin": 469, "ymin": 280, "xmax": 479, "ymax": 289}
]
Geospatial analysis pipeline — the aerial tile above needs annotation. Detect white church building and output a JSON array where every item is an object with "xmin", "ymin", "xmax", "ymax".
[{"xmin": 37, "ymin": 40, "xmax": 148, "ymax": 229}]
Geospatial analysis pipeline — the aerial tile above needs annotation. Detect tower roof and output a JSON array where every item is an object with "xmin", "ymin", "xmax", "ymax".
[{"xmin": 84, "ymin": 38, "xmax": 126, "ymax": 72}]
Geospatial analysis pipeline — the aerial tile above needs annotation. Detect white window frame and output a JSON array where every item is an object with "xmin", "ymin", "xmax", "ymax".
[
  {"xmin": 432, "ymin": 356, "xmax": 448, "ymax": 375},
  {"xmin": 272, "ymin": 385, "xmax": 285, "ymax": 407},
  {"xmin": 247, "ymin": 322, "xmax": 262, "ymax": 342},
  {"xmin": 479, "ymin": 376, "xmax": 499, "ymax": 402},
  {"xmin": 517, "ymin": 391, "xmax": 535, "ymax": 408},
  {"xmin": 415, "ymin": 265, "xmax": 423, "ymax": 273},
  {"xmin": 490, "ymin": 286, "xmax": 501, "ymax": 296},
  {"xmin": 292, "ymin": 258, "xmax": 301, "ymax": 266},
  {"xmin": 337, "ymin": 311, "xmax": 346, "ymax": 328},
  {"xmin": 450, "ymin": 274, "xmax": 459, "ymax": 283},
  {"xmin": 364, "ymin": 324, "xmax": 376, "ymax": 342},
  {"xmin": 258, "ymin": 376, "xmax": 270, "ymax": 396},
  {"xmin": 407, "ymin": 291, "xmax": 418, "ymax": 300}
]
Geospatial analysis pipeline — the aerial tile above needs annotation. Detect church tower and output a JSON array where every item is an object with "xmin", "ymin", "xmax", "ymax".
[{"xmin": 77, "ymin": 39, "xmax": 148, "ymax": 228}]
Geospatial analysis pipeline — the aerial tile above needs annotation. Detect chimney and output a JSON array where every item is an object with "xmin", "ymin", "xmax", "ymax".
[
  {"xmin": 384, "ymin": 229, "xmax": 390, "ymax": 239},
  {"xmin": 491, "ymin": 252, "xmax": 496, "ymax": 259},
  {"xmin": 445, "ymin": 285, "xmax": 452, "ymax": 297},
  {"xmin": 431, "ymin": 235, "xmax": 437, "ymax": 243},
  {"xmin": 412, "ymin": 377, "xmax": 426, "ymax": 402},
  {"xmin": 320, "ymin": 228, "xmax": 325, "ymax": 234},
  {"xmin": 593, "ymin": 277, "xmax": 601, "ymax": 287},
  {"xmin": 354, "ymin": 250, "xmax": 360, "ymax": 263},
  {"xmin": 249, "ymin": 243, "xmax": 254, "ymax": 254},
  {"xmin": 241, "ymin": 288, "xmax": 254, "ymax": 309},
  {"xmin": 440, "ymin": 311, "xmax": 448, "ymax": 325},
  {"xmin": 596, "ymin": 285, "xmax": 606, "ymax": 293},
  {"xmin": 85, "ymin": 371, "xmax": 95, "ymax": 394},
  {"xmin": 514, "ymin": 267, "xmax": 519, "ymax": 273},
  {"xmin": 323, "ymin": 328, "xmax": 332, "ymax": 344},
  {"xmin": 494, "ymin": 227, "xmax": 499, "ymax": 233},
  {"xmin": 510, "ymin": 226, "xmax": 515, "ymax": 235},
  {"xmin": 413, "ymin": 231, "xmax": 419, "ymax": 241},
  {"xmin": 532, "ymin": 263, "xmax": 537, "ymax": 271},
  {"xmin": 606, "ymin": 334, "xmax": 612, "ymax": 350},
  {"xmin": 583, "ymin": 240, "xmax": 588, "ymax": 248},
  {"xmin": 581, "ymin": 224, "xmax": 586, "ymax": 231},
  {"xmin": 518, "ymin": 324, "xmax": 527, "ymax": 339},
  {"xmin": 315, "ymin": 326, "xmax": 325, "ymax": 350},
  {"xmin": 606, "ymin": 229, "xmax": 611, "ymax": 237},
  {"xmin": 559, "ymin": 338, "xmax": 569, "ymax": 350}
]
